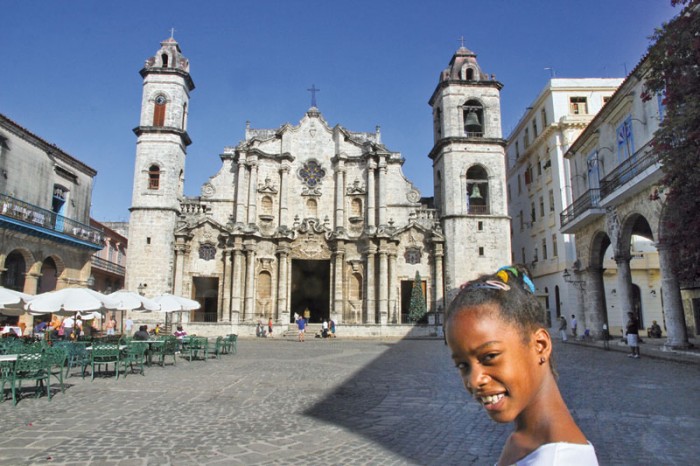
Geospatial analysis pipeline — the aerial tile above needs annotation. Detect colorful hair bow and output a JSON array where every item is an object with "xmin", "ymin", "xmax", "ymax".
[{"xmin": 496, "ymin": 266, "xmax": 536, "ymax": 294}]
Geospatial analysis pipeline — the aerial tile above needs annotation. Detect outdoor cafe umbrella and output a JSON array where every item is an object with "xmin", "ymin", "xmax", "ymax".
[
  {"xmin": 0, "ymin": 286, "xmax": 33, "ymax": 316},
  {"xmin": 107, "ymin": 290, "xmax": 160, "ymax": 312},
  {"xmin": 24, "ymin": 287, "xmax": 120, "ymax": 316},
  {"xmin": 152, "ymin": 293, "xmax": 200, "ymax": 312}
]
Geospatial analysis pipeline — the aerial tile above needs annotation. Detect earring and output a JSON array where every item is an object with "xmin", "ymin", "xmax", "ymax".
[{"xmin": 539, "ymin": 357, "xmax": 546, "ymax": 365}]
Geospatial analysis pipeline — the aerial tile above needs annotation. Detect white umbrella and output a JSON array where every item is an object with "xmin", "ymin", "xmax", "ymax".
[
  {"xmin": 0, "ymin": 286, "xmax": 33, "ymax": 316},
  {"xmin": 152, "ymin": 293, "xmax": 201, "ymax": 312},
  {"xmin": 107, "ymin": 290, "xmax": 160, "ymax": 312},
  {"xmin": 25, "ymin": 287, "xmax": 120, "ymax": 316}
]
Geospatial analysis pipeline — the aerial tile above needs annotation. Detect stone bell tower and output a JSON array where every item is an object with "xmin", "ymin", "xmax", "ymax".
[
  {"xmin": 428, "ymin": 46, "xmax": 511, "ymax": 302},
  {"xmin": 126, "ymin": 36, "xmax": 195, "ymax": 296}
]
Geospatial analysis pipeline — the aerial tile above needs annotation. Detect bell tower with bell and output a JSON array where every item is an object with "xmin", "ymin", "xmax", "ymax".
[
  {"xmin": 126, "ymin": 35, "xmax": 195, "ymax": 296},
  {"xmin": 428, "ymin": 45, "xmax": 511, "ymax": 302}
]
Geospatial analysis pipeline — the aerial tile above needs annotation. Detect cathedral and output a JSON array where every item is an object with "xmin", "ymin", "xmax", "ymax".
[{"xmin": 125, "ymin": 37, "xmax": 511, "ymax": 335}]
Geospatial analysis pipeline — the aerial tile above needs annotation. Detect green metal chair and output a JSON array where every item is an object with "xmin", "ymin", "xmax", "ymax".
[
  {"xmin": 12, "ymin": 352, "xmax": 51, "ymax": 405},
  {"xmin": 44, "ymin": 347, "xmax": 67, "ymax": 394},
  {"xmin": 158, "ymin": 336, "xmax": 178, "ymax": 366},
  {"xmin": 225, "ymin": 334, "xmax": 238, "ymax": 355},
  {"xmin": 119, "ymin": 342, "xmax": 147, "ymax": 377},
  {"xmin": 90, "ymin": 344, "xmax": 121, "ymax": 380},
  {"xmin": 65, "ymin": 343, "xmax": 90, "ymax": 379},
  {"xmin": 0, "ymin": 360, "xmax": 15, "ymax": 404},
  {"xmin": 209, "ymin": 336, "xmax": 225, "ymax": 359},
  {"xmin": 187, "ymin": 336, "xmax": 208, "ymax": 361}
]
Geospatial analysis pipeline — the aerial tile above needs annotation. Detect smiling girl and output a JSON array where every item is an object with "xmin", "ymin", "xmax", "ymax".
[{"xmin": 444, "ymin": 265, "xmax": 598, "ymax": 465}]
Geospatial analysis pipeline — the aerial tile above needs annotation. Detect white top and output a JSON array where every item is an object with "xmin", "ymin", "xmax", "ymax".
[{"xmin": 513, "ymin": 442, "xmax": 598, "ymax": 465}]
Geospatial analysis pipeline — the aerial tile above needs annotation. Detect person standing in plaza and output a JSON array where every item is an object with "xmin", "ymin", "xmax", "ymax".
[
  {"xmin": 62, "ymin": 315, "xmax": 74, "ymax": 341},
  {"xmin": 570, "ymin": 314, "xmax": 578, "ymax": 339},
  {"xmin": 268, "ymin": 317, "xmax": 273, "ymax": 338},
  {"xmin": 444, "ymin": 265, "xmax": 598, "ymax": 465},
  {"xmin": 125, "ymin": 316, "xmax": 133, "ymax": 334},
  {"xmin": 625, "ymin": 312, "xmax": 640, "ymax": 358},
  {"xmin": 297, "ymin": 315, "xmax": 306, "ymax": 342},
  {"xmin": 106, "ymin": 315, "xmax": 117, "ymax": 336},
  {"xmin": 558, "ymin": 315, "xmax": 568, "ymax": 342}
]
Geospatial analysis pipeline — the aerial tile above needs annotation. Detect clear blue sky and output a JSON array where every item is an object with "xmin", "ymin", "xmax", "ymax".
[{"xmin": 1, "ymin": 0, "xmax": 679, "ymax": 222}]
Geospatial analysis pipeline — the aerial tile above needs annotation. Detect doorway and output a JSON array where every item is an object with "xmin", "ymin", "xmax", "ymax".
[
  {"xmin": 192, "ymin": 277, "xmax": 219, "ymax": 322},
  {"xmin": 290, "ymin": 259, "xmax": 330, "ymax": 323}
]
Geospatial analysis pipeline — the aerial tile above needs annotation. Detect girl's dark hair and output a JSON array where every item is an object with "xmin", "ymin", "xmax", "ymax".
[{"xmin": 445, "ymin": 264, "xmax": 545, "ymax": 342}]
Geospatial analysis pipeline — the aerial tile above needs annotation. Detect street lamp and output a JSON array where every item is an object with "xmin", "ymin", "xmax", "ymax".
[
  {"xmin": 562, "ymin": 268, "xmax": 585, "ymax": 290},
  {"xmin": 86, "ymin": 275, "xmax": 95, "ymax": 289},
  {"xmin": 137, "ymin": 283, "xmax": 147, "ymax": 296}
]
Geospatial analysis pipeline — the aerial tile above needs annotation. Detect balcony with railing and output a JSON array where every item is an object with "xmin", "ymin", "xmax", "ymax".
[
  {"xmin": 468, "ymin": 204, "xmax": 490, "ymax": 215},
  {"xmin": 560, "ymin": 188, "xmax": 605, "ymax": 234},
  {"xmin": 91, "ymin": 255, "xmax": 125, "ymax": 276},
  {"xmin": 0, "ymin": 193, "xmax": 104, "ymax": 249},
  {"xmin": 599, "ymin": 149, "xmax": 662, "ymax": 206}
]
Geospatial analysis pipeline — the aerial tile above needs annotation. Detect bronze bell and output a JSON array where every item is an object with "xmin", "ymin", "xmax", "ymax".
[
  {"xmin": 464, "ymin": 111, "xmax": 482, "ymax": 133},
  {"xmin": 470, "ymin": 185, "xmax": 483, "ymax": 200}
]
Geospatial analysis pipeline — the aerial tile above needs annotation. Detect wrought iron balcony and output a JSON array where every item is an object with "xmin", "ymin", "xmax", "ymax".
[
  {"xmin": 0, "ymin": 193, "xmax": 104, "ymax": 249},
  {"xmin": 91, "ymin": 255, "xmax": 125, "ymax": 276},
  {"xmin": 560, "ymin": 189, "xmax": 602, "ymax": 230},
  {"xmin": 600, "ymin": 150, "xmax": 661, "ymax": 199},
  {"xmin": 468, "ymin": 204, "xmax": 490, "ymax": 215}
]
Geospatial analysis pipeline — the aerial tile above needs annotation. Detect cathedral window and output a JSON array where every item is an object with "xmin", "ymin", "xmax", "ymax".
[
  {"xmin": 257, "ymin": 271, "xmax": 272, "ymax": 304},
  {"xmin": 153, "ymin": 95, "xmax": 167, "ymax": 126},
  {"xmin": 541, "ymin": 107, "xmax": 548, "ymax": 126},
  {"xmin": 463, "ymin": 100, "xmax": 484, "ymax": 137},
  {"xmin": 466, "ymin": 165, "xmax": 488, "ymax": 214},
  {"xmin": 405, "ymin": 247, "xmax": 421, "ymax": 264},
  {"xmin": 616, "ymin": 116, "xmax": 635, "ymax": 162},
  {"xmin": 299, "ymin": 160, "xmax": 326, "ymax": 188},
  {"xmin": 148, "ymin": 165, "xmax": 160, "ymax": 190},
  {"xmin": 467, "ymin": 68, "xmax": 474, "ymax": 80},
  {"xmin": 161, "ymin": 53, "xmax": 169, "ymax": 68},
  {"xmin": 198, "ymin": 243, "xmax": 216, "ymax": 261}
]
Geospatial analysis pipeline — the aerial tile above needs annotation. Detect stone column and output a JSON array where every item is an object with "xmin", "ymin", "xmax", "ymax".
[
  {"xmin": 243, "ymin": 246, "xmax": 256, "ymax": 322},
  {"xmin": 22, "ymin": 273, "xmax": 40, "ymax": 295},
  {"xmin": 222, "ymin": 249, "xmax": 233, "ymax": 321},
  {"xmin": 388, "ymin": 251, "xmax": 398, "ymax": 323},
  {"xmin": 235, "ymin": 160, "xmax": 248, "ymax": 224},
  {"xmin": 366, "ymin": 161, "xmax": 376, "ymax": 229},
  {"xmin": 377, "ymin": 159, "xmax": 387, "ymax": 226},
  {"xmin": 231, "ymin": 246, "xmax": 244, "ymax": 324},
  {"xmin": 335, "ymin": 162, "xmax": 346, "ymax": 229},
  {"xmin": 279, "ymin": 165, "xmax": 289, "ymax": 226},
  {"xmin": 365, "ymin": 244, "xmax": 376, "ymax": 323},
  {"xmin": 615, "ymin": 255, "xmax": 634, "ymax": 326},
  {"xmin": 333, "ymin": 245, "xmax": 344, "ymax": 323},
  {"xmin": 433, "ymin": 244, "xmax": 444, "ymax": 314},
  {"xmin": 585, "ymin": 266, "xmax": 607, "ymax": 339},
  {"xmin": 247, "ymin": 160, "xmax": 259, "ymax": 225},
  {"xmin": 173, "ymin": 244, "xmax": 186, "ymax": 296},
  {"xmin": 657, "ymin": 243, "xmax": 690, "ymax": 348},
  {"xmin": 378, "ymin": 245, "xmax": 388, "ymax": 325},
  {"xmin": 276, "ymin": 247, "xmax": 289, "ymax": 324}
]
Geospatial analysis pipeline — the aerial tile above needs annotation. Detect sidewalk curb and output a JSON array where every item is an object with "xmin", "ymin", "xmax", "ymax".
[{"xmin": 562, "ymin": 338, "xmax": 700, "ymax": 365}]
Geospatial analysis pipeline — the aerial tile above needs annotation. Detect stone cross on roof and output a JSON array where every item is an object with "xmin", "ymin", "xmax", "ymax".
[{"xmin": 307, "ymin": 84, "xmax": 320, "ymax": 108}]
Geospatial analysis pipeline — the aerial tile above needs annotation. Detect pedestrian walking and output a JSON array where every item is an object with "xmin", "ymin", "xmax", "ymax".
[
  {"xmin": 444, "ymin": 265, "xmax": 599, "ymax": 465},
  {"xmin": 625, "ymin": 312, "xmax": 640, "ymax": 358},
  {"xmin": 558, "ymin": 315, "xmax": 568, "ymax": 342},
  {"xmin": 570, "ymin": 314, "xmax": 578, "ymax": 339},
  {"xmin": 268, "ymin": 317, "xmax": 273, "ymax": 338},
  {"xmin": 297, "ymin": 315, "xmax": 306, "ymax": 342}
]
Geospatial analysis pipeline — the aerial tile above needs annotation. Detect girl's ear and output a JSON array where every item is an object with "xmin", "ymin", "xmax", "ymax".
[{"xmin": 533, "ymin": 327, "xmax": 552, "ymax": 358}]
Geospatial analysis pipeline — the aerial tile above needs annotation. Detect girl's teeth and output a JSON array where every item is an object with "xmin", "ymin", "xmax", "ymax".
[{"xmin": 480, "ymin": 394, "xmax": 504, "ymax": 404}]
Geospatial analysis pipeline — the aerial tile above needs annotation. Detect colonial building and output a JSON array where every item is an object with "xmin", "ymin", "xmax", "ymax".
[
  {"xmin": 0, "ymin": 113, "xmax": 104, "ymax": 324},
  {"xmin": 126, "ymin": 38, "xmax": 510, "ymax": 335},
  {"xmin": 506, "ymin": 79, "xmax": 622, "ymax": 328},
  {"xmin": 560, "ymin": 54, "xmax": 692, "ymax": 348},
  {"xmin": 89, "ymin": 219, "xmax": 127, "ymax": 294}
]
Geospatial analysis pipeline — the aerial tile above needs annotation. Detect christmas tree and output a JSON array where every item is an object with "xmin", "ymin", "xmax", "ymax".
[{"xmin": 408, "ymin": 271, "xmax": 427, "ymax": 323}]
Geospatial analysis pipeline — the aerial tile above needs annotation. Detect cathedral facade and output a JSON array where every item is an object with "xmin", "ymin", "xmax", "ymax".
[{"xmin": 126, "ymin": 38, "xmax": 510, "ymax": 334}]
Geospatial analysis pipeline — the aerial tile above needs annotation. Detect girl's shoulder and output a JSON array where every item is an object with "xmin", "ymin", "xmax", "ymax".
[{"xmin": 513, "ymin": 442, "xmax": 598, "ymax": 465}]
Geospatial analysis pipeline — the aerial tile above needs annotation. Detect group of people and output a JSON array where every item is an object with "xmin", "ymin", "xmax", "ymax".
[
  {"xmin": 293, "ymin": 312, "xmax": 336, "ymax": 342},
  {"xmin": 557, "ymin": 314, "xmax": 578, "ymax": 342}
]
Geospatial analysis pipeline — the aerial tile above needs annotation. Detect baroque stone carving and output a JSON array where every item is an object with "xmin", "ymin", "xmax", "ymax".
[
  {"xmin": 346, "ymin": 178, "xmax": 366, "ymax": 195},
  {"xmin": 201, "ymin": 183, "xmax": 215, "ymax": 198},
  {"xmin": 198, "ymin": 243, "xmax": 216, "ymax": 261},
  {"xmin": 257, "ymin": 177, "xmax": 278, "ymax": 194},
  {"xmin": 406, "ymin": 189, "xmax": 421, "ymax": 203}
]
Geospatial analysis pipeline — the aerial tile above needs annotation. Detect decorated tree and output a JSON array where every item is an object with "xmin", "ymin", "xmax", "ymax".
[
  {"xmin": 408, "ymin": 271, "xmax": 427, "ymax": 323},
  {"xmin": 643, "ymin": 0, "xmax": 700, "ymax": 283}
]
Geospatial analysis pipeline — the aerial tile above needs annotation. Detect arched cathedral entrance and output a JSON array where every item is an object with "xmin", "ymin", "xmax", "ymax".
[{"xmin": 290, "ymin": 259, "xmax": 330, "ymax": 324}]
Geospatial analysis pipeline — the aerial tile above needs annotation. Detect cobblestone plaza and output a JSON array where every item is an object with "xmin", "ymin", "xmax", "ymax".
[{"xmin": 0, "ymin": 338, "xmax": 698, "ymax": 465}]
